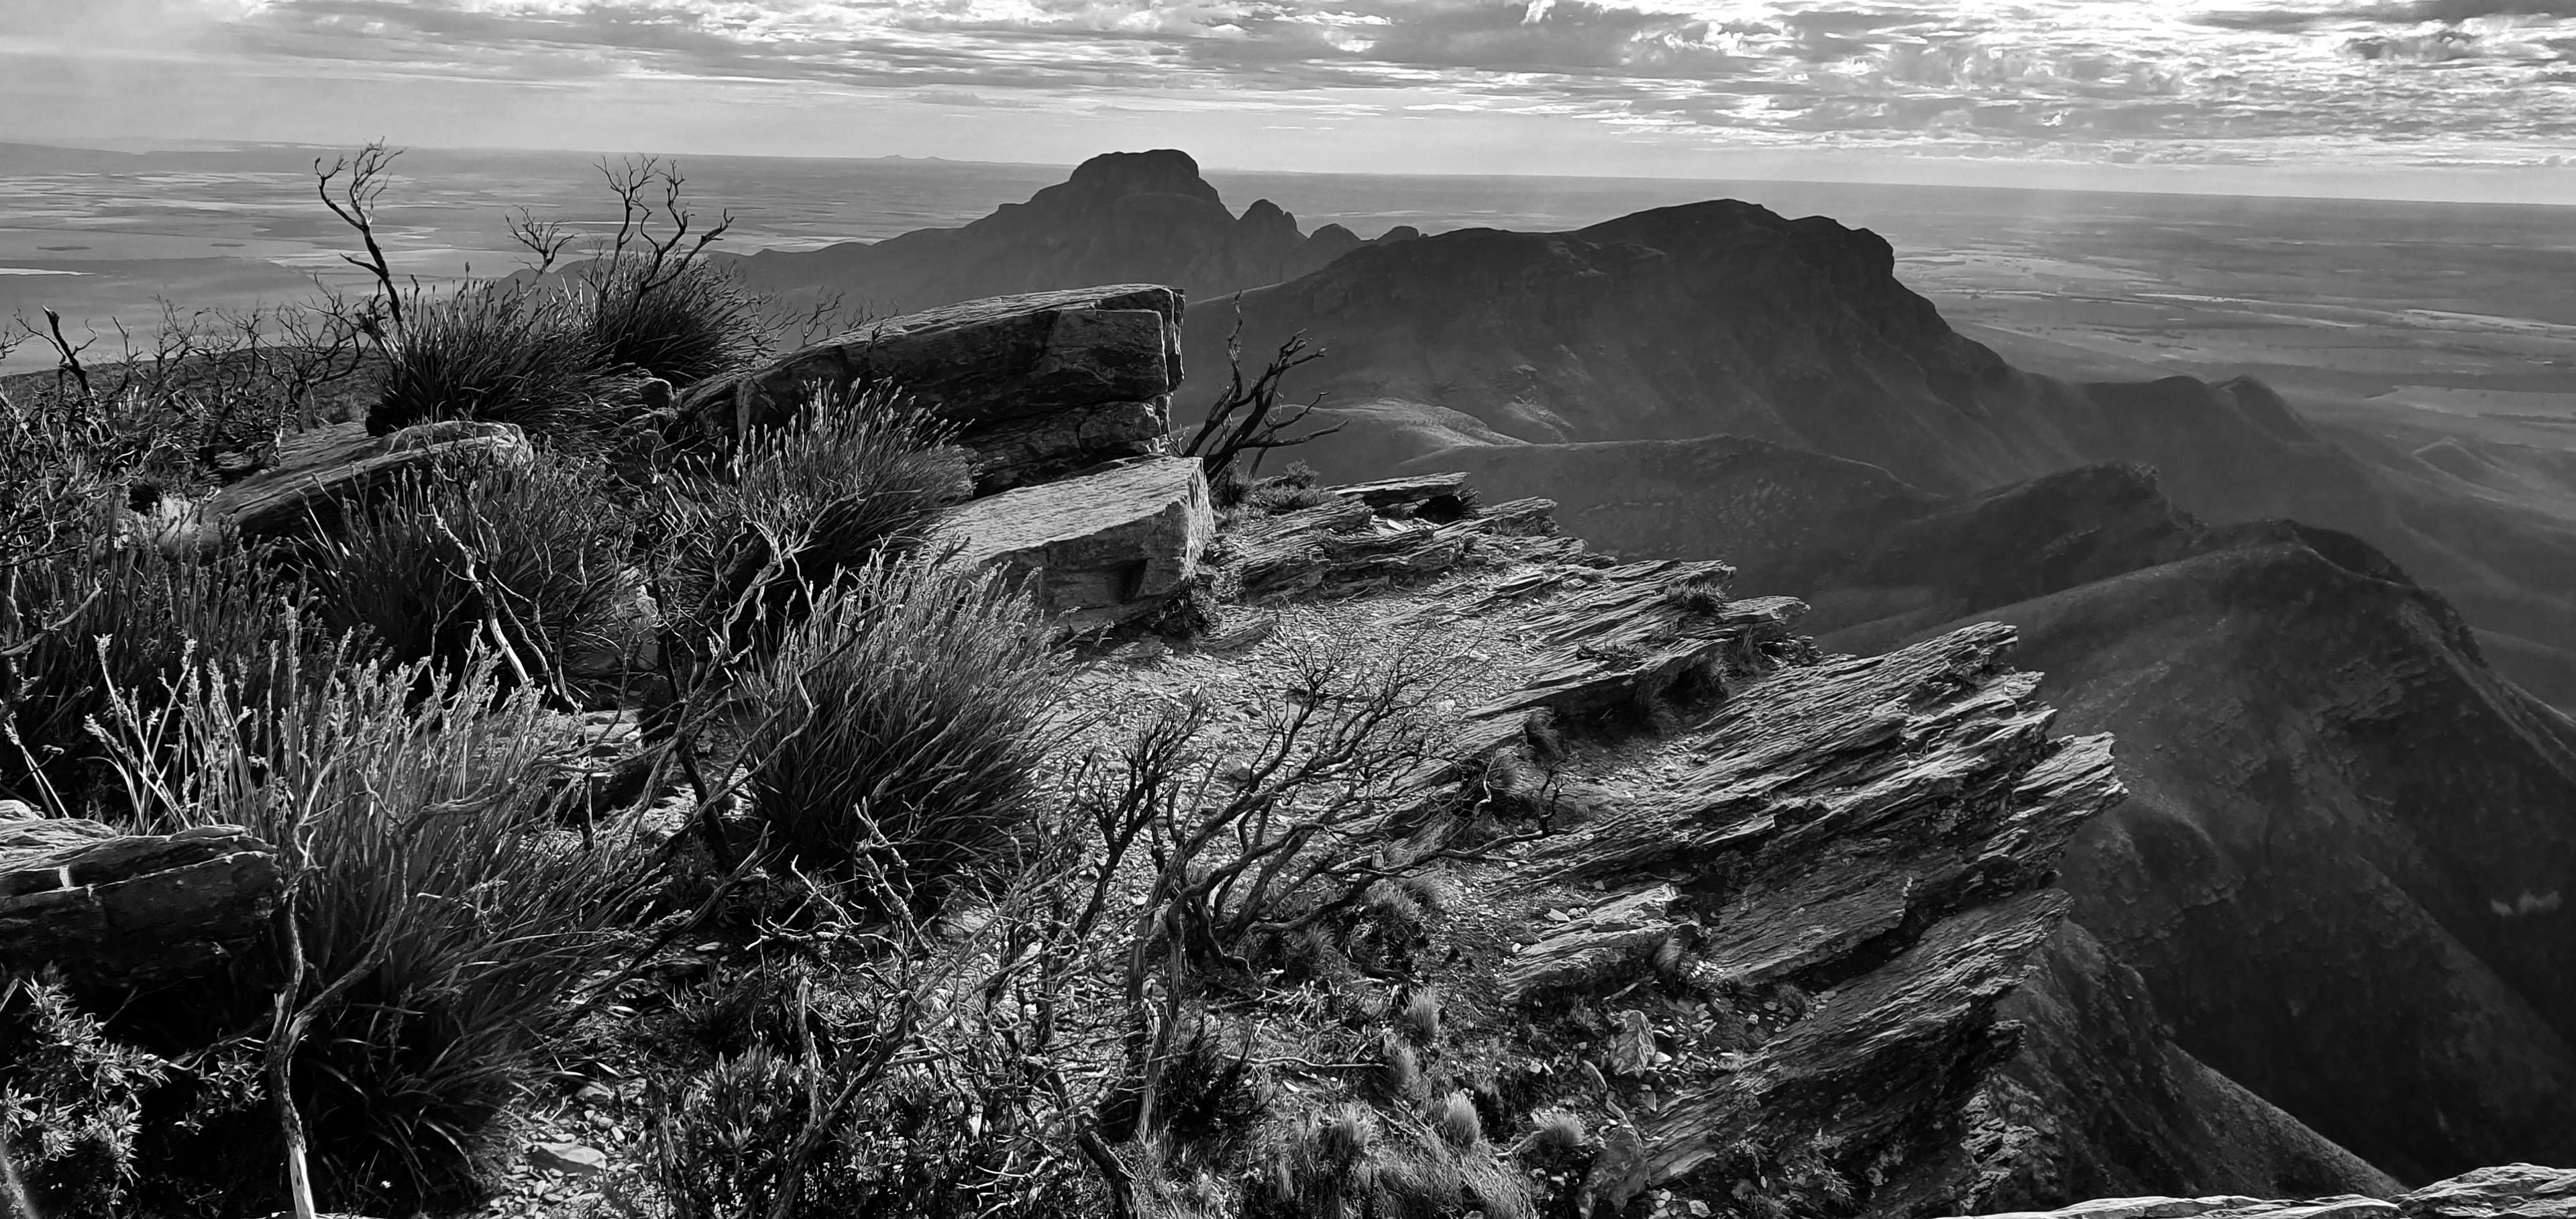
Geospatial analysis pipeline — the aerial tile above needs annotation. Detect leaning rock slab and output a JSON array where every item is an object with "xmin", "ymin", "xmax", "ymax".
[
  {"xmin": 145, "ymin": 419, "xmax": 533, "ymax": 551},
  {"xmin": 1, "ymin": 816, "xmax": 282, "ymax": 992},
  {"xmin": 934, "ymin": 456, "xmax": 1212, "ymax": 629},
  {"xmin": 677, "ymin": 284, "xmax": 1184, "ymax": 490}
]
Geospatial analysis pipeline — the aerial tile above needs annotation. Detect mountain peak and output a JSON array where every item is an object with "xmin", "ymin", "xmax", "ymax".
[{"xmin": 1061, "ymin": 148, "xmax": 1222, "ymax": 206}]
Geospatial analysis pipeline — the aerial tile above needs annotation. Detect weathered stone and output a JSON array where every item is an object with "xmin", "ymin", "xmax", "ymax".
[
  {"xmin": 2398, "ymin": 1164, "xmax": 2576, "ymax": 1218},
  {"xmin": 1953, "ymin": 1168, "xmax": 2576, "ymax": 1219},
  {"xmin": 962, "ymin": 396, "xmax": 1171, "ymax": 492},
  {"xmin": 1328, "ymin": 472, "xmax": 1474, "ymax": 519},
  {"xmin": 150, "ymin": 419, "xmax": 533, "ymax": 551},
  {"xmin": 529, "ymin": 1141, "xmax": 610, "ymax": 1177},
  {"xmin": 934, "ymin": 456, "xmax": 1213, "ymax": 630},
  {"xmin": 1222, "ymin": 492, "xmax": 1569, "ymax": 605},
  {"xmin": 1, "ymin": 818, "xmax": 282, "ymax": 991},
  {"xmin": 678, "ymin": 284, "xmax": 1182, "ymax": 442}
]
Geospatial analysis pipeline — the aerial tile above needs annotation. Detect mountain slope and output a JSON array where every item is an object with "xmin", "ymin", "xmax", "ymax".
[
  {"xmin": 1924, "ymin": 526, "xmax": 2576, "ymax": 1183},
  {"xmin": 1191, "ymin": 199, "xmax": 2576, "ymax": 706}
]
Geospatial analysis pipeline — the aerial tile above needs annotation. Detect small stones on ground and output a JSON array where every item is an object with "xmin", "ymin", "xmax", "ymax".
[{"xmin": 529, "ymin": 1141, "xmax": 610, "ymax": 1177}]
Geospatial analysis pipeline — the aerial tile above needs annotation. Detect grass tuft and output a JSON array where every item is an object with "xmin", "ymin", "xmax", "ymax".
[
  {"xmin": 368, "ymin": 280, "xmax": 639, "ymax": 441},
  {"xmin": 94, "ymin": 643, "xmax": 655, "ymax": 1214},
  {"xmin": 738, "ymin": 559, "xmax": 1065, "ymax": 895}
]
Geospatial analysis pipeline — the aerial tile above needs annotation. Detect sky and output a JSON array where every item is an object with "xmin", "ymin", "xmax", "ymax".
[{"xmin": 3, "ymin": 0, "xmax": 2575, "ymax": 199}]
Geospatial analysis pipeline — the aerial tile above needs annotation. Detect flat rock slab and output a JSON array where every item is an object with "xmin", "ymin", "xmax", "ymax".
[
  {"xmin": 681, "ymin": 284, "xmax": 1183, "ymax": 439},
  {"xmin": 934, "ymin": 456, "xmax": 1212, "ymax": 630}
]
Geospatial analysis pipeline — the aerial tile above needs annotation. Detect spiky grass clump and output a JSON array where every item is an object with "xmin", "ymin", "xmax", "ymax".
[
  {"xmin": 0, "ymin": 545, "xmax": 301, "ymax": 807},
  {"xmin": 95, "ymin": 644, "xmax": 655, "ymax": 1214},
  {"xmin": 659, "ymin": 386, "xmax": 972, "ymax": 655},
  {"xmin": 1401, "ymin": 986, "xmax": 1444, "ymax": 1044},
  {"xmin": 369, "ymin": 279, "xmax": 638, "ymax": 440},
  {"xmin": 738, "ymin": 560, "xmax": 1064, "ymax": 893},
  {"xmin": 303, "ymin": 453, "xmax": 636, "ymax": 685},
  {"xmin": 580, "ymin": 256, "xmax": 763, "ymax": 389}
]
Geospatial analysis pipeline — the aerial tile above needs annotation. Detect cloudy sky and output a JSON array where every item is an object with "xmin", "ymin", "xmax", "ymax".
[{"xmin": 3, "ymin": 0, "xmax": 2573, "ymax": 195}]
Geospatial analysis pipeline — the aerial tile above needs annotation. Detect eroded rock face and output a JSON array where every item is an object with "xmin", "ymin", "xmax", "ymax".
[
  {"xmin": 1342, "ymin": 541, "xmax": 2127, "ymax": 1216},
  {"xmin": 0, "ymin": 812, "xmax": 282, "ymax": 992},
  {"xmin": 678, "ymin": 284, "xmax": 1185, "ymax": 491},
  {"xmin": 933, "ymin": 455, "xmax": 1213, "ymax": 629}
]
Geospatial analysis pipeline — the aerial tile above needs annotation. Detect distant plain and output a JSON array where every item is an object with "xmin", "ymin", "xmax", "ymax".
[{"xmin": 4, "ymin": 140, "xmax": 2570, "ymax": 500}]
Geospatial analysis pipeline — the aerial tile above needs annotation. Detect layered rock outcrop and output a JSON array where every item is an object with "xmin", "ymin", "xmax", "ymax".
[{"xmin": 1949, "ymin": 1163, "xmax": 2576, "ymax": 1219}]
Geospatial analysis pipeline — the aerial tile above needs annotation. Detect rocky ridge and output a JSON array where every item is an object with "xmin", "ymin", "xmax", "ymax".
[
  {"xmin": 1948, "ymin": 1163, "xmax": 2576, "ymax": 1219},
  {"xmin": 20, "ymin": 278, "xmax": 2566, "ymax": 1217}
]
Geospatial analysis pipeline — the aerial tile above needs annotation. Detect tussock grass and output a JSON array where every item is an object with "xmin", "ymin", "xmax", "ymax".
[
  {"xmin": 582, "ymin": 256, "xmax": 762, "ymax": 388},
  {"xmin": 739, "ymin": 560, "xmax": 1065, "ymax": 894},
  {"xmin": 368, "ymin": 280, "xmax": 638, "ymax": 440},
  {"xmin": 659, "ymin": 384, "xmax": 972, "ymax": 659},
  {"xmin": 0, "ymin": 545, "xmax": 303, "ymax": 807},
  {"xmin": 303, "ymin": 452, "xmax": 637, "ymax": 688}
]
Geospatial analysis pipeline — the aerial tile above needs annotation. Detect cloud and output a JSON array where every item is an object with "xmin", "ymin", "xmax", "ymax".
[{"xmin": 3, "ymin": 0, "xmax": 2573, "ymax": 166}]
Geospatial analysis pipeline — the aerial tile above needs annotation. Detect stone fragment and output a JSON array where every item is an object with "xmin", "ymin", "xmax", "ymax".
[
  {"xmin": 934, "ymin": 456, "xmax": 1213, "ymax": 630},
  {"xmin": 529, "ymin": 1142, "xmax": 609, "ymax": 1176}
]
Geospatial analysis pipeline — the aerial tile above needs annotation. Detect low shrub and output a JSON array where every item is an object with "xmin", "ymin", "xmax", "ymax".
[
  {"xmin": 368, "ymin": 280, "xmax": 637, "ymax": 441},
  {"xmin": 302, "ymin": 451, "xmax": 637, "ymax": 693},
  {"xmin": 0, "ymin": 971, "xmax": 174, "ymax": 1218},
  {"xmin": 93, "ymin": 643, "xmax": 657, "ymax": 1214},
  {"xmin": 738, "ymin": 559, "xmax": 1064, "ymax": 894}
]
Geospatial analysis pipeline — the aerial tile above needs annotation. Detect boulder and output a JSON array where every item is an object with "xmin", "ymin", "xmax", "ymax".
[
  {"xmin": 933, "ymin": 456, "xmax": 1213, "ymax": 629},
  {"xmin": 2398, "ymin": 1164, "xmax": 2576, "ymax": 1218},
  {"xmin": 1, "ymin": 814, "xmax": 282, "ymax": 992},
  {"xmin": 676, "ymin": 285, "xmax": 1185, "ymax": 490},
  {"xmin": 141, "ymin": 419, "xmax": 533, "ymax": 552}
]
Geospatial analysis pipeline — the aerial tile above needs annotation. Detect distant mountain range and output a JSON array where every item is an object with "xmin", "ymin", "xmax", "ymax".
[
  {"xmin": 739, "ymin": 150, "xmax": 2576, "ymax": 1192},
  {"xmin": 726, "ymin": 149, "xmax": 1419, "ymax": 315}
]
